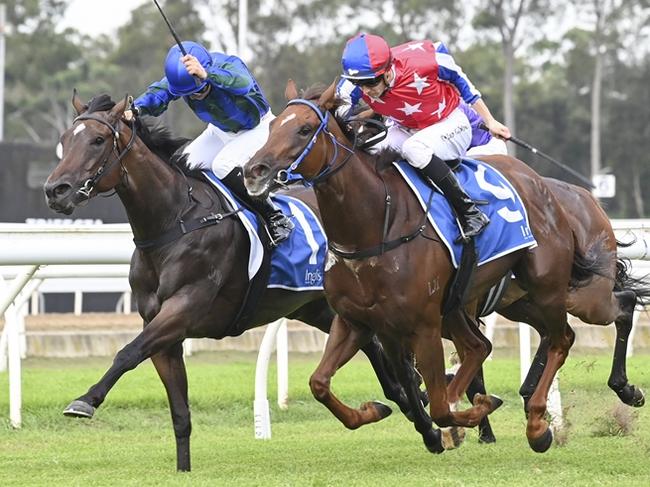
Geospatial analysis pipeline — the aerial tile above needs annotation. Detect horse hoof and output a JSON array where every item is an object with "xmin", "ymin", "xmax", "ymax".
[
  {"xmin": 528, "ymin": 427, "xmax": 553, "ymax": 453},
  {"xmin": 423, "ymin": 428, "xmax": 444, "ymax": 454},
  {"xmin": 63, "ymin": 400, "xmax": 95, "ymax": 418},
  {"xmin": 489, "ymin": 395, "xmax": 504, "ymax": 412},
  {"xmin": 441, "ymin": 426, "xmax": 466, "ymax": 450},
  {"xmin": 478, "ymin": 430, "xmax": 496, "ymax": 444},
  {"xmin": 631, "ymin": 387, "xmax": 645, "ymax": 408},
  {"xmin": 472, "ymin": 393, "xmax": 503, "ymax": 413},
  {"xmin": 617, "ymin": 385, "xmax": 645, "ymax": 408},
  {"xmin": 367, "ymin": 401, "xmax": 393, "ymax": 420}
]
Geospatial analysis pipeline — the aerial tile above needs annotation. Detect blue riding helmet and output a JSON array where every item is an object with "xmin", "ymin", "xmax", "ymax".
[{"xmin": 164, "ymin": 41, "xmax": 212, "ymax": 97}]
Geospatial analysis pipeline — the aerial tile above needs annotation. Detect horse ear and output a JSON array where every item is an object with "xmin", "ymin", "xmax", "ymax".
[
  {"xmin": 317, "ymin": 78, "xmax": 338, "ymax": 110},
  {"xmin": 71, "ymin": 89, "xmax": 87, "ymax": 116},
  {"xmin": 285, "ymin": 79, "xmax": 299, "ymax": 101},
  {"xmin": 110, "ymin": 94, "xmax": 130, "ymax": 120}
]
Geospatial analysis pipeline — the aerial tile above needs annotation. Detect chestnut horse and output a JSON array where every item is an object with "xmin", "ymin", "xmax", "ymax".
[
  {"xmin": 43, "ymin": 93, "xmax": 426, "ymax": 471},
  {"xmin": 494, "ymin": 178, "xmax": 648, "ymax": 411},
  {"xmin": 244, "ymin": 81, "xmax": 647, "ymax": 453}
]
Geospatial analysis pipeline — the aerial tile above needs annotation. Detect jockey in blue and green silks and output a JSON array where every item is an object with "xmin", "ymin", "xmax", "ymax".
[{"xmin": 125, "ymin": 41, "xmax": 293, "ymax": 246}]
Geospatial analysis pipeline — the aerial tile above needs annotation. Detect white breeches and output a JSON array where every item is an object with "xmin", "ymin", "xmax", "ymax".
[
  {"xmin": 183, "ymin": 111, "xmax": 275, "ymax": 178},
  {"xmin": 370, "ymin": 107, "xmax": 472, "ymax": 168},
  {"xmin": 467, "ymin": 137, "xmax": 508, "ymax": 157}
]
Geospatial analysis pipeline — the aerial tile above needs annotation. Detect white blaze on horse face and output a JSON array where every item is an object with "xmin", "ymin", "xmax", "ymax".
[
  {"xmin": 280, "ymin": 113, "xmax": 297, "ymax": 127},
  {"xmin": 73, "ymin": 123, "xmax": 86, "ymax": 136},
  {"xmin": 55, "ymin": 142, "xmax": 63, "ymax": 160}
]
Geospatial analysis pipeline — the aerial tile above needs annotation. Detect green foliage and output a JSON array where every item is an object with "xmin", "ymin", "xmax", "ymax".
[{"xmin": 4, "ymin": 0, "xmax": 650, "ymax": 215}]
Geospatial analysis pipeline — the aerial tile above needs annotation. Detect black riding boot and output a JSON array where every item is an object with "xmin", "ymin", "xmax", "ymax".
[
  {"xmin": 418, "ymin": 155, "xmax": 489, "ymax": 241},
  {"xmin": 221, "ymin": 168, "xmax": 294, "ymax": 246}
]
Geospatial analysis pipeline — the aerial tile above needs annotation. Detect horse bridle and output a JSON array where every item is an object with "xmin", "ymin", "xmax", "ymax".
[
  {"xmin": 71, "ymin": 114, "xmax": 137, "ymax": 200},
  {"xmin": 275, "ymin": 99, "xmax": 356, "ymax": 186},
  {"xmin": 276, "ymin": 98, "xmax": 435, "ymax": 260}
]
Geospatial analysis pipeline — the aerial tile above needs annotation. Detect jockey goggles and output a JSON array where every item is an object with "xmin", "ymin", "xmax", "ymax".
[{"xmin": 350, "ymin": 75, "xmax": 385, "ymax": 88}]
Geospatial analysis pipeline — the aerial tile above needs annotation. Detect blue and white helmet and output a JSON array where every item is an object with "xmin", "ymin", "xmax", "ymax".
[{"xmin": 164, "ymin": 41, "xmax": 211, "ymax": 97}]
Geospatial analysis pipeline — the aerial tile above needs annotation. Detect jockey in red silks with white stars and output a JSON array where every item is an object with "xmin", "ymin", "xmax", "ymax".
[{"xmin": 337, "ymin": 33, "xmax": 511, "ymax": 240}]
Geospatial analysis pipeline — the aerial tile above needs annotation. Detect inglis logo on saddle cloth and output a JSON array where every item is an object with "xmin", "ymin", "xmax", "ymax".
[
  {"xmin": 304, "ymin": 267, "xmax": 323, "ymax": 286},
  {"xmin": 203, "ymin": 171, "xmax": 328, "ymax": 291}
]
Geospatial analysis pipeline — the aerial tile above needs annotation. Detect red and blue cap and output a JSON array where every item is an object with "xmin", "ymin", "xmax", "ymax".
[{"xmin": 341, "ymin": 33, "xmax": 392, "ymax": 80}]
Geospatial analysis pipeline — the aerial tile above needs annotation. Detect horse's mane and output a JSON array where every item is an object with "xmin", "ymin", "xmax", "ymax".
[
  {"xmin": 299, "ymin": 84, "xmax": 401, "ymax": 171},
  {"xmin": 83, "ymin": 94, "xmax": 193, "ymax": 174},
  {"xmin": 134, "ymin": 118, "xmax": 192, "ymax": 173}
]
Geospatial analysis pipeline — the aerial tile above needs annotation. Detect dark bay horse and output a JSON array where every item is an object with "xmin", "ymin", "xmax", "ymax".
[
  {"xmin": 43, "ymin": 92, "xmax": 422, "ymax": 471},
  {"xmin": 243, "ymin": 81, "xmax": 647, "ymax": 453}
]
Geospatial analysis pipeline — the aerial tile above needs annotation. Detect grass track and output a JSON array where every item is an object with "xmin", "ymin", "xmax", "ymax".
[{"xmin": 1, "ymin": 351, "xmax": 649, "ymax": 486}]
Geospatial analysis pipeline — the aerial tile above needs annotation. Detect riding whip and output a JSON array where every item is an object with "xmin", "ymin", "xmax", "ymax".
[
  {"xmin": 152, "ymin": 0, "xmax": 187, "ymax": 56},
  {"xmin": 479, "ymin": 122, "xmax": 595, "ymax": 189}
]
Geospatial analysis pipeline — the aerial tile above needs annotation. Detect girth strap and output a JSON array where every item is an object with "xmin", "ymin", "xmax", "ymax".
[{"xmin": 133, "ymin": 210, "xmax": 241, "ymax": 250}]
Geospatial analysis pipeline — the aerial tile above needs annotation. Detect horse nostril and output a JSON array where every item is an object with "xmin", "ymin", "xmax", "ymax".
[
  {"xmin": 45, "ymin": 183, "xmax": 72, "ymax": 200},
  {"xmin": 251, "ymin": 163, "xmax": 270, "ymax": 179}
]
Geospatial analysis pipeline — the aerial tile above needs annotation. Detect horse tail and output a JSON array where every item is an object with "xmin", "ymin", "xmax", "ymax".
[
  {"xmin": 569, "ymin": 236, "xmax": 612, "ymax": 289},
  {"xmin": 614, "ymin": 257, "xmax": 650, "ymax": 307}
]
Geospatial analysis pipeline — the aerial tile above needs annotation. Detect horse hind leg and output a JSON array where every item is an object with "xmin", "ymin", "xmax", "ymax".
[
  {"xmin": 465, "ymin": 366, "xmax": 496, "ymax": 444},
  {"xmin": 608, "ymin": 290, "xmax": 645, "ymax": 407},
  {"xmin": 443, "ymin": 311, "xmax": 502, "ymax": 433},
  {"xmin": 150, "ymin": 342, "xmax": 192, "ymax": 472},
  {"xmin": 308, "ymin": 316, "xmax": 392, "ymax": 429}
]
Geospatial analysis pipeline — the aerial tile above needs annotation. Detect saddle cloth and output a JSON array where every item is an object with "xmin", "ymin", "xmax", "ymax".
[
  {"xmin": 394, "ymin": 158, "xmax": 538, "ymax": 268},
  {"xmin": 203, "ymin": 171, "xmax": 327, "ymax": 291}
]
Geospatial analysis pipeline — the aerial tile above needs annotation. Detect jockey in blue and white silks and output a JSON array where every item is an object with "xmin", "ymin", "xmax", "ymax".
[
  {"xmin": 126, "ymin": 41, "xmax": 293, "ymax": 246},
  {"xmin": 337, "ymin": 33, "xmax": 511, "ymax": 241}
]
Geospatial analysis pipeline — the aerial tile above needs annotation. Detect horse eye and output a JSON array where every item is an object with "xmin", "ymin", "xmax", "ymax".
[
  {"xmin": 298, "ymin": 125, "xmax": 313, "ymax": 137},
  {"xmin": 93, "ymin": 136, "xmax": 105, "ymax": 145}
]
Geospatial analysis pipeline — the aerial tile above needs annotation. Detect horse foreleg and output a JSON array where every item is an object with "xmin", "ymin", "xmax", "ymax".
[
  {"xmin": 380, "ymin": 340, "xmax": 445, "ymax": 453},
  {"xmin": 63, "ymin": 300, "xmax": 188, "ymax": 418},
  {"xmin": 414, "ymin": 325, "xmax": 499, "ymax": 436},
  {"xmin": 151, "ymin": 342, "xmax": 191, "ymax": 472},
  {"xmin": 608, "ymin": 290, "xmax": 645, "ymax": 407},
  {"xmin": 309, "ymin": 316, "xmax": 392, "ymax": 429},
  {"xmin": 360, "ymin": 336, "xmax": 429, "ymax": 421}
]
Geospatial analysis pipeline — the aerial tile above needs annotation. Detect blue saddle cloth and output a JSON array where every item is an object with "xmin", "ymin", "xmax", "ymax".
[
  {"xmin": 204, "ymin": 172, "xmax": 327, "ymax": 290},
  {"xmin": 394, "ymin": 158, "xmax": 537, "ymax": 268}
]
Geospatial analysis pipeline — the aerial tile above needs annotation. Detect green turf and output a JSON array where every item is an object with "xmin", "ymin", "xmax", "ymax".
[{"xmin": 1, "ymin": 351, "xmax": 649, "ymax": 486}]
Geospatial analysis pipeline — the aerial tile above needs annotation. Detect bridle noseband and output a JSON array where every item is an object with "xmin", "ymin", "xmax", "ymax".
[
  {"xmin": 71, "ymin": 113, "xmax": 137, "ymax": 199},
  {"xmin": 275, "ymin": 99, "xmax": 355, "ymax": 187}
]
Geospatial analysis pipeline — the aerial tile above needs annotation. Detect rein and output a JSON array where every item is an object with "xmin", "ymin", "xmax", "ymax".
[{"xmin": 283, "ymin": 98, "xmax": 435, "ymax": 260}]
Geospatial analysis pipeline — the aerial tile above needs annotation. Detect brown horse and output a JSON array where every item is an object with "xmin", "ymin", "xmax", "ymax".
[
  {"xmin": 493, "ymin": 177, "xmax": 648, "ymax": 411},
  {"xmin": 43, "ymin": 92, "xmax": 428, "ymax": 471},
  {"xmin": 243, "ymin": 81, "xmax": 646, "ymax": 453}
]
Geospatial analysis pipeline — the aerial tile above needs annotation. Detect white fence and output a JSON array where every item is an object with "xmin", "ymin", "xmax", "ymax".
[{"xmin": 2, "ymin": 221, "xmax": 650, "ymax": 436}]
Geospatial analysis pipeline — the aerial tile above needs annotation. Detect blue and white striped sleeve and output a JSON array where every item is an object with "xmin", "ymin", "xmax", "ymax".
[
  {"xmin": 434, "ymin": 41, "xmax": 481, "ymax": 105},
  {"xmin": 335, "ymin": 78, "xmax": 363, "ymax": 119}
]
